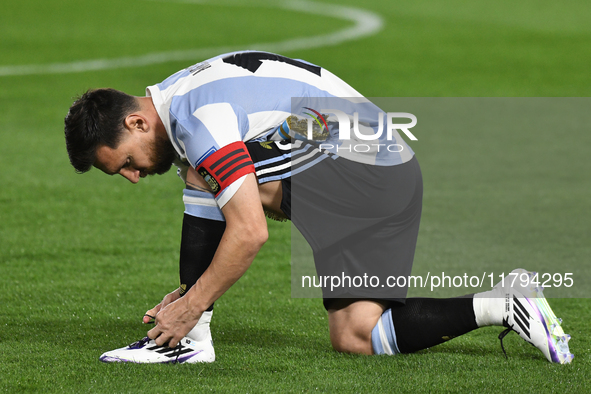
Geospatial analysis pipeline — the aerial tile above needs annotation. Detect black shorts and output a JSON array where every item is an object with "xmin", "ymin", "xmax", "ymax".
[{"xmin": 247, "ymin": 141, "xmax": 423, "ymax": 307}]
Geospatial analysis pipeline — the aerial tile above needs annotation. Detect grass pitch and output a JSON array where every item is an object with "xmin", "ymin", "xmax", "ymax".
[{"xmin": 1, "ymin": 0, "xmax": 590, "ymax": 392}]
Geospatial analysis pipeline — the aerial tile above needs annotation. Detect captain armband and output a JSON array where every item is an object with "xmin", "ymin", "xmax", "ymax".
[{"xmin": 196, "ymin": 141, "xmax": 255, "ymax": 197}]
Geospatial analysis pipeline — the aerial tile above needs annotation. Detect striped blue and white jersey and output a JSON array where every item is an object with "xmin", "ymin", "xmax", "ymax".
[{"xmin": 146, "ymin": 51, "xmax": 414, "ymax": 219}]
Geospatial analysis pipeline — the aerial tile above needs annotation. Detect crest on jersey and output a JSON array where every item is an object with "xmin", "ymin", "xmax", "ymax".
[{"xmin": 287, "ymin": 112, "xmax": 330, "ymax": 141}]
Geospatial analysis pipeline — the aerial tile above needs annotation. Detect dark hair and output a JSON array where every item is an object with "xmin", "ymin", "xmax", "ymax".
[{"xmin": 64, "ymin": 88, "xmax": 139, "ymax": 173}]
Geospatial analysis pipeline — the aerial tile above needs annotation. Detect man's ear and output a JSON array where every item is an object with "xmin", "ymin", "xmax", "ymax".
[{"xmin": 124, "ymin": 113, "xmax": 149, "ymax": 133}]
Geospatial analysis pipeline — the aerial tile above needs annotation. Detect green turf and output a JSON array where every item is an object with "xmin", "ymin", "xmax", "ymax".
[{"xmin": 1, "ymin": 0, "xmax": 590, "ymax": 392}]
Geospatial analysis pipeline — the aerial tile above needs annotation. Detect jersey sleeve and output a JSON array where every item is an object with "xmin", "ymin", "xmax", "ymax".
[{"xmin": 172, "ymin": 102, "xmax": 255, "ymax": 208}]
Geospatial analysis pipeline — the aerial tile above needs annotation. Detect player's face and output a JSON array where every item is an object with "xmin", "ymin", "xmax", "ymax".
[{"xmin": 94, "ymin": 129, "xmax": 176, "ymax": 183}]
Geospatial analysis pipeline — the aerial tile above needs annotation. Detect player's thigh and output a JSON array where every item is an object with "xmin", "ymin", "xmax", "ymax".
[{"xmin": 326, "ymin": 299, "xmax": 388, "ymax": 355}]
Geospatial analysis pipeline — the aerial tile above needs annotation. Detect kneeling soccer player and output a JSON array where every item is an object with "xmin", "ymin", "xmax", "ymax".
[{"xmin": 63, "ymin": 51, "xmax": 573, "ymax": 364}]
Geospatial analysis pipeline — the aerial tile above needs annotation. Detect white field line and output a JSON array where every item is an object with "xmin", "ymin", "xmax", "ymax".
[{"xmin": 0, "ymin": 0, "xmax": 383, "ymax": 77}]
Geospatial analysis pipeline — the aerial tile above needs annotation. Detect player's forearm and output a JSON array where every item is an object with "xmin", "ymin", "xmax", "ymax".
[
  {"xmin": 184, "ymin": 223, "xmax": 267, "ymax": 313},
  {"xmin": 181, "ymin": 173, "xmax": 267, "ymax": 316}
]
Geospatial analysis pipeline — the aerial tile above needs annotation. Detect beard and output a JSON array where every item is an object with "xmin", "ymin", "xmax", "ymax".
[{"xmin": 146, "ymin": 132, "xmax": 177, "ymax": 176}]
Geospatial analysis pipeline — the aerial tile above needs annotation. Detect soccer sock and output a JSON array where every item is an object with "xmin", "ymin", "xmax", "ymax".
[
  {"xmin": 371, "ymin": 297, "xmax": 479, "ymax": 355},
  {"xmin": 187, "ymin": 310, "xmax": 214, "ymax": 342},
  {"xmin": 179, "ymin": 213, "xmax": 226, "ymax": 312},
  {"xmin": 472, "ymin": 289, "xmax": 505, "ymax": 327},
  {"xmin": 371, "ymin": 309, "xmax": 400, "ymax": 355}
]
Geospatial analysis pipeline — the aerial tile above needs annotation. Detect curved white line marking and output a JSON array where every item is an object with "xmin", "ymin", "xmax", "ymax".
[{"xmin": 0, "ymin": 0, "xmax": 383, "ymax": 77}]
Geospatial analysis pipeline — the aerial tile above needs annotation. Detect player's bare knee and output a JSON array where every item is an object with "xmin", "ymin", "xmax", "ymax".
[
  {"xmin": 327, "ymin": 299, "xmax": 385, "ymax": 355},
  {"xmin": 329, "ymin": 325, "xmax": 372, "ymax": 355}
]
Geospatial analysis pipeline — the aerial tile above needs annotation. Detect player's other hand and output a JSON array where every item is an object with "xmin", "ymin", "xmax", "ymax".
[{"xmin": 143, "ymin": 287, "xmax": 181, "ymax": 324}]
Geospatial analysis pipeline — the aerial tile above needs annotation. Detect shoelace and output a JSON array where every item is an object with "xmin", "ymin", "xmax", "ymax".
[
  {"xmin": 128, "ymin": 336, "xmax": 186, "ymax": 363},
  {"xmin": 171, "ymin": 343, "xmax": 184, "ymax": 364},
  {"xmin": 498, "ymin": 327, "xmax": 513, "ymax": 359},
  {"xmin": 128, "ymin": 336, "xmax": 151, "ymax": 349}
]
